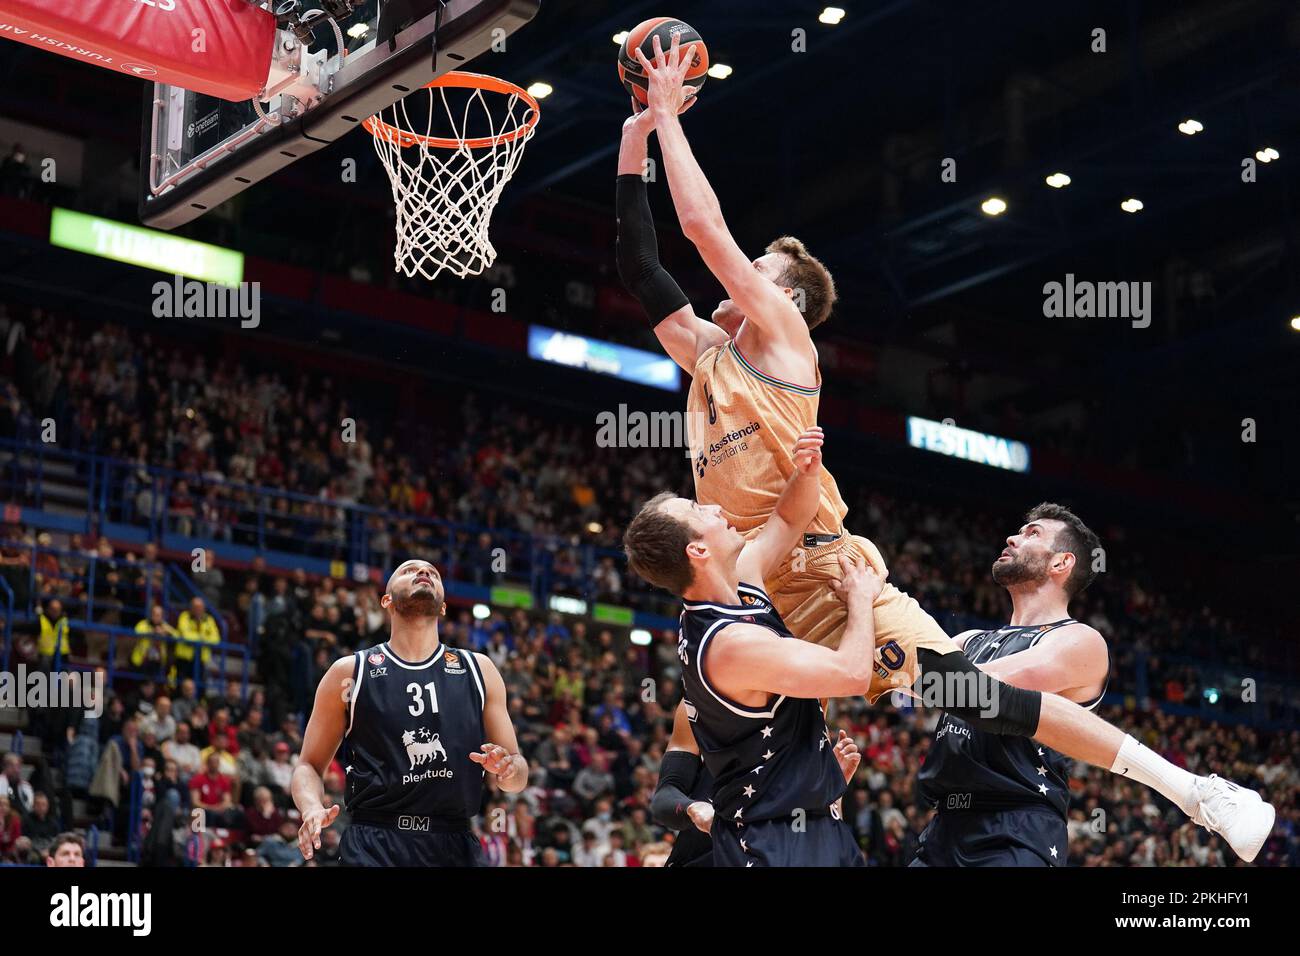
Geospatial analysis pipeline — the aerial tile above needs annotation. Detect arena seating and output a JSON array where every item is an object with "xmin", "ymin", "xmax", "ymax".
[{"xmin": 1, "ymin": 300, "xmax": 1296, "ymax": 867}]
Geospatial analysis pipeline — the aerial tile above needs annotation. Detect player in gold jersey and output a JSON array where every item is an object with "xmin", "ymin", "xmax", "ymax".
[
  {"xmin": 614, "ymin": 35, "xmax": 1275, "ymax": 863},
  {"xmin": 617, "ymin": 37, "xmax": 944, "ymax": 705}
]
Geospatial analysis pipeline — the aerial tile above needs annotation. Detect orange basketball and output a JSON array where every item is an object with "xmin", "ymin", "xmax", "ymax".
[{"xmin": 617, "ymin": 17, "xmax": 709, "ymax": 111}]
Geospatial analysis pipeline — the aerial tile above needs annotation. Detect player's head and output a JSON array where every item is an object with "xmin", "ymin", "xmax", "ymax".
[
  {"xmin": 45, "ymin": 833, "xmax": 86, "ymax": 868},
  {"xmin": 711, "ymin": 236, "xmax": 837, "ymax": 336},
  {"xmin": 382, "ymin": 559, "xmax": 447, "ymax": 619},
  {"xmin": 623, "ymin": 492, "xmax": 744, "ymax": 596},
  {"xmin": 993, "ymin": 502, "xmax": 1100, "ymax": 599}
]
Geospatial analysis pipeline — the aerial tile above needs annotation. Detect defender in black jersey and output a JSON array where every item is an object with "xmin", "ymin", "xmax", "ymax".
[
  {"xmin": 915, "ymin": 619, "xmax": 1107, "ymax": 866},
  {"xmin": 627, "ymin": 427, "xmax": 874, "ymax": 867},
  {"xmin": 912, "ymin": 507, "xmax": 1112, "ymax": 867},
  {"xmin": 911, "ymin": 503, "xmax": 1280, "ymax": 866},
  {"xmin": 292, "ymin": 560, "xmax": 529, "ymax": 867}
]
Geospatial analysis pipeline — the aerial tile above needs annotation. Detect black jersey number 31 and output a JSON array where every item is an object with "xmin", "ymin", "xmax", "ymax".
[{"xmin": 407, "ymin": 682, "xmax": 440, "ymax": 716}]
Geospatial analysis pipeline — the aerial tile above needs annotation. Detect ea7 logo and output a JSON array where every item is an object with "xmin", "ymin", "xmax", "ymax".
[
  {"xmin": 398, "ymin": 815, "xmax": 431, "ymax": 832},
  {"xmin": 50, "ymin": 886, "xmax": 152, "ymax": 936}
]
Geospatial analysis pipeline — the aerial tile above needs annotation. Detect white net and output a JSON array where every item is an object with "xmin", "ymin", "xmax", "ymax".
[{"xmin": 366, "ymin": 74, "xmax": 539, "ymax": 280}]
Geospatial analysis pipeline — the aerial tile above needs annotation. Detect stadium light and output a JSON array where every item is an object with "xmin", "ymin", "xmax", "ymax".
[
  {"xmin": 1177, "ymin": 119, "xmax": 1203, "ymax": 135},
  {"xmin": 1045, "ymin": 172, "xmax": 1071, "ymax": 189},
  {"xmin": 1255, "ymin": 147, "xmax": 1280, "ymax": 163},
  {"xmin": 819, "ymin": 7, "xmax": 847, "ymax": 25},
  {"xmin": 1290, "ymin": 316, "xmax": 1300, "ymax": 332},
  {"xmin": 527, "ymin": 82, "xmax": 553, "ymax": 99},
  {"xmin": 346, "ymin": 22, "xmax": 370, "ymax": 39},
  {"xmin": 707, "ymin": 63, "xmax": 733, "ymax": 80},
  {"xmin": 472, "ymin": 603, "xmax": 491, "ymax": 620},
  {"xmin": 980, "ymin": 196, "xmax": 1007, "ymax": 216},
  {"xmin": 630, "ymin": 629, "xmax": 653, "ymax": 646},
  {"xmin": 612, "ymin": 31, "xmax": 629, "ymax": 45},
  {"xmin": 1121, "ymin": 197, "xmax": 1144, "ymax": 213}
]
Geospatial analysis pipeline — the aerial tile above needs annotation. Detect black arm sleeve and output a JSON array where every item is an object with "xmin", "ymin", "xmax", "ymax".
[
  {"xmin": 615, "ymin": 173, "xmax": 690, "ymax": 325},
  {"xmin": 651, "ymin": 749, "xmax": 703, "ymax": 831},
  {"xmin": 917, "ymin": 648, "xmax": 1043, "ymax": 737}
]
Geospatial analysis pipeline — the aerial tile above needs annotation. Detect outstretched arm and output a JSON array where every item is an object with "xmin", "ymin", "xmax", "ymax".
[
  {"xmin": 737, "ymin": 426, "xmax": 824, "ymax": 583},
  {"xmin": 616, "ymin": 112, "xmax": 725, "ymax": 373},
  {"xmin": 636, "ymin": 35, "xmax": 810, "ymax": 348},
  {"xmin": 708, "ymin": 556, "xmax": 883, "ymax": 701}
]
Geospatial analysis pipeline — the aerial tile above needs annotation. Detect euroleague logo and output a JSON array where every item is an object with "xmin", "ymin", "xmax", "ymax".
[{"xmin": 444, "ymin": 650, "xmax": 466, "ymax": 675}]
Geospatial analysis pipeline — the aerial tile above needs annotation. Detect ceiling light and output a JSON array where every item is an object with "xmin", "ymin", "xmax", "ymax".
[
  {"xmin": 1121, "ymin": 198, "xmax": 1144, "ymax": 213},
  {"xmin": 981, "ymin": 196, "xmax": 1007, "ymax": 216},
  {"xmin": 819, "ymin": 7, "xmax": 847, "ymax": 25},
  {"xmin": 612, "ymin": 31, "xmax": 629, "ymax": 45},
  {"xmin": 1177, "ymin": 119, "xmax": 1203, "ymax": 135},
  {"xmin": 527, "ymin": 81, "xmax": 553, "ymax": 99},
  {"xmin": 1045, "ymin": 172, "xmax": 1071, "ymax": 188},
  {"xmin": 707, "ymin": 63, "xmax": 733, "ymax": 80}
]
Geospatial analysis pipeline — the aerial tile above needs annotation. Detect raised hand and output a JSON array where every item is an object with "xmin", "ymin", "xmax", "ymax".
[
  {"xmin": 632, "ymin": 32, "xmax": 700, "ymax": 119},
  {"xmin": 791, "ymin": 426, "xmax": 824, "ymax": 476}
]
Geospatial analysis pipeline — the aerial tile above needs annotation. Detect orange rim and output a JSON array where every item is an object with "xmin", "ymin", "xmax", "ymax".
[{"xmin": 362, "ymin": 71, "xmax": 540, "ymax": 150}]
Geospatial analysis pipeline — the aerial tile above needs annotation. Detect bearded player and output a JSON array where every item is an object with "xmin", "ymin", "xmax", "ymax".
[
  {"xmin": 615, "ymin": 33, "xmax": 1274, "ymax": 862},
  {"xmin": 293, "ymin": 560, "xmax": 528, "ymax": 866}
]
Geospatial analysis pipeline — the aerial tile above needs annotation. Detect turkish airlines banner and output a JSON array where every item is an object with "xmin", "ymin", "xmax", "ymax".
[{"xmin": 0, "ymin": 0, "xmax": 276, "ymax": 101}]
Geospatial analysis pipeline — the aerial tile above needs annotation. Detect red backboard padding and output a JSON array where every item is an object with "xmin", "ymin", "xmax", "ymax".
[{"xmin": 0, "ymin": 0, "xmax": 276, "ymax": 102}]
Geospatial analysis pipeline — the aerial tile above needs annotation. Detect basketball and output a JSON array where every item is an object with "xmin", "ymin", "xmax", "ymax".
[{"xmin": 617, "ymin": 17, "xmax": 709, "ymax": 110}]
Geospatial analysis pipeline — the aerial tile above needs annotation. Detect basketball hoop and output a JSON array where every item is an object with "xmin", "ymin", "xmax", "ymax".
[{"xmin": 364, "ymin": 71, "xmax": 540, "ymax": 280}]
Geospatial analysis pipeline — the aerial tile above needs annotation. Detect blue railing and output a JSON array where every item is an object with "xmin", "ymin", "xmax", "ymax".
[
  {"xmin": 126, "ymin": 772, "xmax": 144, "ymax": 864},
  {"xmin": 1, "ymin": 436, "xmax": 664, "ymax": 613},
  {"xmin": 0, "ymin": 574, "xmax": 12, "ymax": 672},
  {"xmin": 3, "ymin": 538, "xmax": 245, "ymax": 695}
]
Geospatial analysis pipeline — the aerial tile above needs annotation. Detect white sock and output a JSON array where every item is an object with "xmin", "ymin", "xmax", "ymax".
[{"xmin": 1110, "ymin": 736, "xmax": 1199, "ymax": 814}]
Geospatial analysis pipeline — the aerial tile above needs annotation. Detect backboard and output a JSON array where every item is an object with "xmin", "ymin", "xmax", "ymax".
[{"xmin": 139, "ymin": 0, "xmax": 539, "ymax": 229}]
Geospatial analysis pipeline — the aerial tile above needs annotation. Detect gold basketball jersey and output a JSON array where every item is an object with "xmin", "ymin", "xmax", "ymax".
[{"xmin": 686, "ymin": 340, "xmax": 849, "ymax": 540}]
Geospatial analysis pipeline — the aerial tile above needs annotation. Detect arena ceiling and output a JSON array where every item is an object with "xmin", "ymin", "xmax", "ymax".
[{"xmin": 0, "ymin": 0, "xmax": 1297, "ymax": 502}]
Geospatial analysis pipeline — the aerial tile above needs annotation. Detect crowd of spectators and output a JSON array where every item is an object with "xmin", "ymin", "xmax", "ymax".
[
  {"xmin": 1, "ymin": 300, "xmax": 1296, "ymax": 868},
  {"xmin": 4, "ymin": 532, "xmax": 1297, "ymax": 868}
]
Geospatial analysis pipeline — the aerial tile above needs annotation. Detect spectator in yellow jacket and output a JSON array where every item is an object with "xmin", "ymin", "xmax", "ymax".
[
  {"xmin": 38, "ymin": 598, "xmax": 71, "ymax": 670},
  {"xmin": 174, "ymin": 597, "xmax": 220, "ymax": 681},
  {"xmin": 131, "ymin": 603, "xmax": 177, "ymax": 672}
]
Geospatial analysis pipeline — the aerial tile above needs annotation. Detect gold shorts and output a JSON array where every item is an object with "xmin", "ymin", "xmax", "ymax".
[{"xmin": 764, "ymin": 533, "xmax": 957, "ymax": 702}]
